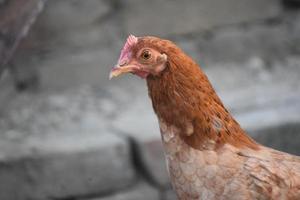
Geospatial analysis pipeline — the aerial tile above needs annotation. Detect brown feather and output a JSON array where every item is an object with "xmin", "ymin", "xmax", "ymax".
[{"xmin": 139, "ymin": 36, "xmax": 259, "ymax": 150}]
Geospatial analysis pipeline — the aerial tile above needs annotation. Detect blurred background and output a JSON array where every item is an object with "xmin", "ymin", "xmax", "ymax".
[{"xmin": 0, "ymin": 0, "xmax": 300, "ymax": 199}]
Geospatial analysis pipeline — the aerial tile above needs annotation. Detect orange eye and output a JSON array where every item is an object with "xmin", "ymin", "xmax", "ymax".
[{"xmin": 141, "ymin": 50, "xmax": 151, "ymax": 60}]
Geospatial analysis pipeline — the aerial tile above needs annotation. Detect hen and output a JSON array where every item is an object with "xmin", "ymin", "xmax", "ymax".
[{"xmin": 110, "ymin": 35, "xmax": 300, "ymax": 200}]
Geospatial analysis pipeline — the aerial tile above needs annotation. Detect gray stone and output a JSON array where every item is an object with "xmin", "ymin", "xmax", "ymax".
[
  {"xmin": 206, "ymin": 58, "xmax": 300, "ymax": 155},
  {"xmin": 122, "ymin": 0, "xmax": 280, "ymax": 36},
  {"xmin": 0, "ymin": 86, "xmax": 120, "ymax": 135},
  {"xmin": 0, "ymin": 87, "xmax": 136, "ymax": 200},
  {"xmin": 197, "ymin": 23, "xmax": 292, "ymax": 65},
  {"xmin": 236, "ymin": 101, "xmax": 300, "ymax": 155},
  {"xmin": 253, "ymin": 123, "xmax": 300, "ymax": 156},
  {"xmin": 33, "ymin": 0, "xmax": 121, "ymax": 50},
  {"xmin": 111, "ymin": 87, "xmax": 171, "ymax": 187},
  {"xmin": 37, "ymin": 48, "xmax": 117, "ymax": 89},
  {"xmin": 0, "ymin": 0, "xmax": 47, "ymax": 75},
  {"xmin": 205, "ymin": 58, "xmax": 300, "ymax": 155},
  {"xmin": 0, "ymin": 132, "xmax": 135, "ymax": 200},
  {"xmin": 91, "ymin": 182, "xmax": 160, "ymax": 200},
  {"xmin": 282, "ymin": 0, "xmax": 300, "ymax": 8},
  {"xmin": 206, "ymin": 57, "xmax": 300, "ymax": 113},
  {"xmin": 290, "ymin": 13, "xmax": 300, "ymax": 54},
  {"xmin": 163, "ymin": 189, "xmax": 177, "ymax": 200},
  {"xmin": 11, "ymin": 0, "xmax": 123, "ymax": 90},
  {"xmin": 41, "ymin": 0, "xmax": 110, "ymax": 31}
]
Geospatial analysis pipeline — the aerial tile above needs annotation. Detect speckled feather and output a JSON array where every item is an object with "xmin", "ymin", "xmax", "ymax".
[
  {"xmin": 129, "ymin": 36, "xmax": 300, "ymax": 199},
  {"xmin": 159, "ymin": 121, "xmax": 300, "ymax": 199}
]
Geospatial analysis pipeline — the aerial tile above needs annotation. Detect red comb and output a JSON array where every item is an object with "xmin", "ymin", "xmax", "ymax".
[{"xmin": 118, "ymin": 34, "xmax": 138, "ymax": 63}]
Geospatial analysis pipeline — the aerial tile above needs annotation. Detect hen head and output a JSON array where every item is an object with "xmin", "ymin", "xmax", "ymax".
[
  {"xmin": 109, "ymin": 35, "xmax": 171, "ymax": 79},
  {"xmin": 110, "ymin": 35, "xmax": 260, "ymax": 151}
]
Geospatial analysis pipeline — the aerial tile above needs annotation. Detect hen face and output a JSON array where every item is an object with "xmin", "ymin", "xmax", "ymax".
[{"xmin": 109, "ymin": 35, "xmax": 168, "ymax": 79}]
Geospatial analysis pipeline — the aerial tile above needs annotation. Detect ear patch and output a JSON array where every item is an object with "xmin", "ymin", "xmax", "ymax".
[
  {"xmin": 157, "ymin": 53, "xmax": 167, "ymax": 63},
  {"xmin": 118, "ymin": 34, "xmax": 138, "ymax": 63}
]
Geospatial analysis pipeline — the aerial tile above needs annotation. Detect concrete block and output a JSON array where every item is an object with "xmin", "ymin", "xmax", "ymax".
[
  {"xmin": 111, "ymin": 90, "xmax": 171, "ymax": 187},
  {"xmin": 0, "ymin": 87, "xmax": 136, "ymax": 200},
  {"xmin": 32, "ymin": 0, "xmax": 115, "ymax": 49},
  {"xmin": 290, "ymin": 12, "xmax": 300, "ymax": 54},
  {"xmin": 12, "ymin": 0, "xmax": 123, "ymax": 90},
  {"xmin": 122, "ymin": 0, "xmax": 281, "ymax": 36},
  {"xmin": 282, "ymin": 0, "xmax": 300, "ymax": 8},
  {"xmin": 253, "ymin": 123, "xmax": 300, "ymax": 156},
  {"xmin": 207, "ymin": 58, "xmax": 300, "ymax": 155},
  {"xmin": 163, "ymin": 189, "xmax": 177, "ymax": 200},
  {"xmin": 206, "ymin": 57, "xmax": 300, "ymax": 112},
  {"xmin": 0, "ymin": 132, "xmax": 135, "ymax": 200},
  {"xmin": 0, "ymin": 0, "xmax": 46, "ymax": 73},
  {"xmin": 197, "ymin": 23, "xmax": 291, "ymax": 64},
  {"xmin": 235, "ymin": 101, "xmax": 300, "ymax": 155}
]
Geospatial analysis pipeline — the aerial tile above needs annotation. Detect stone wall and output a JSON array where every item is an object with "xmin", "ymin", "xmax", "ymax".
[{"xmin": 0, "ymin": 0, "xmax": 300, "ymax": 199}]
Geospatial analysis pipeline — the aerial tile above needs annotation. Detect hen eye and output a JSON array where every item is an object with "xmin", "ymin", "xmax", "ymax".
[{"xmin": 141, "ymin": 50, "xmax": 151, "ymax": 60}]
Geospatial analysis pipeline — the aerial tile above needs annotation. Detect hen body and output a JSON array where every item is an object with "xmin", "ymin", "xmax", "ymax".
[
  {"xmin": 160, "ymin": 122, "xmax": 300, "ymax": 199},
  {"xmin": 111, "ymin": 35, "xmax": 300, "ymax": 199}
]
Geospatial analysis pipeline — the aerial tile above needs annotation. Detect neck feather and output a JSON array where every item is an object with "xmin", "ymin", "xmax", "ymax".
[{"xmin": 147, "ymin": 51, "xmax": 259, "ymax": 151}]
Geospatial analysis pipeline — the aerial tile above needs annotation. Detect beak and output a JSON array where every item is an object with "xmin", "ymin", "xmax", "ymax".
[{"xmin": 109, "ymin": 65, "xmax": 139, "ymax": 80}]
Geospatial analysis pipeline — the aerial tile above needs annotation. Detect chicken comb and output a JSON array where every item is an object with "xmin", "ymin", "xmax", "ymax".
[{"xmin": 118, "ymin": 34, "xmax": 138, "ymax": 63}]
